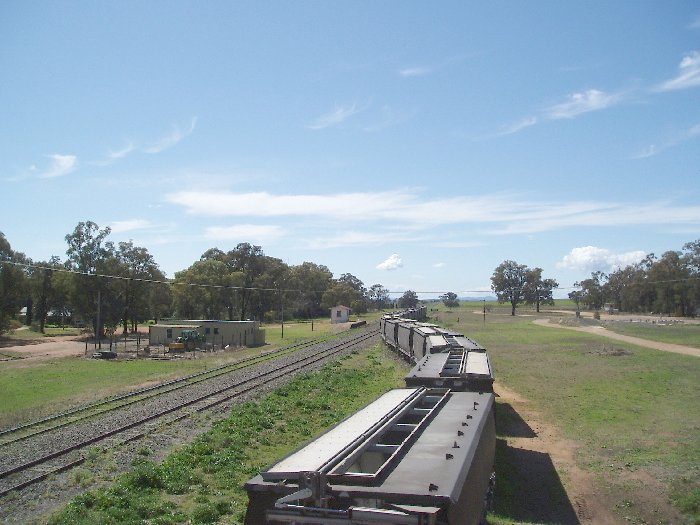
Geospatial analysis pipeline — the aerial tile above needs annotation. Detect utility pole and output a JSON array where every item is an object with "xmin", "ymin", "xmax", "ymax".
[
  {"xmin": 96, "ymin": 289, "xmax": 102, "ymax": 350},
  {"xmin": 483, "ymin": 299, "xmax": 486, "ymax": 326}
]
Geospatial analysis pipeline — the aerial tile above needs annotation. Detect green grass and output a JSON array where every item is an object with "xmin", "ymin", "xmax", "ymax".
[
  {"xmin": 602, "ymin": 320, "xmax": 700, "ymax": 348},
  {"xmin": 46, "ymin": 345, "xmax": 408, "ymax": 525},
  {"xmin": 0, "ymin": 358, "xmax": 235, "ymax": 429},
  {"xmin": 431, "ymin": 301, "xmax": 700, "ymax": 524}
]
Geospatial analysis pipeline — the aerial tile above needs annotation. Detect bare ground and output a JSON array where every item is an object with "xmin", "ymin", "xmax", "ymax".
[
  {"xmin": 533, "ymin": 318, "xmax": 700, "ymax": 357},
  {"xmin": 496, "ymin": 382, "xmax": 621, "ymax": 525}
]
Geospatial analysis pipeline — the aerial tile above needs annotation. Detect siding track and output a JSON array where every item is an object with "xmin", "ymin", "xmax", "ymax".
[{"xmin": 0, "ymin": 328, "xmax": 378, "ymax": 499}]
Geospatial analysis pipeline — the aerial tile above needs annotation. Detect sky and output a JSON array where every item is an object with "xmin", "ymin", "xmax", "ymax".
[{"xmin": 2, "ymin": 1, "xmax": 700, "ymax": 299}]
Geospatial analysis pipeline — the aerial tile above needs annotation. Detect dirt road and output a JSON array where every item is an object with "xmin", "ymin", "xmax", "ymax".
[{"xmin": 533, "ymin": 318, "xmax": 700, "ymax": 357}]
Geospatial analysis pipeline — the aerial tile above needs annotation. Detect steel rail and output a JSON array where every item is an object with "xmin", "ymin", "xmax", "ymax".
[
  {"xmin": 0, "ymin": 329, "xmax": 378, "ymax": 498},
  {"xmin": 0, "ymin": 335, "xmax": 335, "ymax": 446}
]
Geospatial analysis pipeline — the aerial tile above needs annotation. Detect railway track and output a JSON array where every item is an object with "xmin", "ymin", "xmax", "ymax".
[
  {"xmin": 0, "ymin": 335, "xmax": 332, "ymax": 447},
  {"xmin": 0, "ymin": 328, "xmax": 378, "ymax": 499}
]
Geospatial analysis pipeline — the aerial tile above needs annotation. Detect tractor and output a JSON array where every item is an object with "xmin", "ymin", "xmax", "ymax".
[{"xmin": 168, "ymin": 329, "xmax": 205, "ymax": 353}]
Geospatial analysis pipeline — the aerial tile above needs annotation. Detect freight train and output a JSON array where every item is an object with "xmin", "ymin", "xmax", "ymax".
[{"xmin": 244, "ymin": 307, "xmax": 496, "ymax": 525}]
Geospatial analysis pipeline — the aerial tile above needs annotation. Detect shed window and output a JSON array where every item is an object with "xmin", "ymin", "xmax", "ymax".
[
  {"xmin": 166, "ymin": 329, "xmax": 172, "ymax": 339},
  {"xmin": 205, "ymin": 327, "xmax": 211, "ymax": 335},
  {"xmin": 336, "ymin": 310, "xmax": 341, "ymax": 317},
  {"xmin": 214, "ymin": 327, "xmax": 219, "ymax": 335}
]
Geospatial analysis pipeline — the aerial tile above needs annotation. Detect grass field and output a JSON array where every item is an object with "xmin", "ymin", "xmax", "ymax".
[
  {"xmin": 436, "ymin": 302, "xmax": 700, "ymax": 524},
  {"xmin": 3, "ymin": 302, "xmax": 699, "ymax": 524}
]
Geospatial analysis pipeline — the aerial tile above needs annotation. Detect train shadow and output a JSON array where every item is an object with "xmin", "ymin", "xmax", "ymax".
[
  {"xmin": 495, "ymin": 402, "xmax": 537, "ymax": 438},
  {"xmin": 492, "ymin": 400, "xmax": 580, "ymax": 525}
]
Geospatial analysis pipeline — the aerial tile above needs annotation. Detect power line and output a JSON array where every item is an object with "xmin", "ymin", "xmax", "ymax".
[{"xmin": 3, "ymin": 259, "xmax": 700, "ymax": 297}]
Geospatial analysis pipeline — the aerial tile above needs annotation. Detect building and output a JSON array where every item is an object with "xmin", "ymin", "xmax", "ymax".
[
  {"xmin": 148, "ymin": 319, "xmax": 265, "ymax": 348},
  {"xmin": 330, "ymin": 305, "xmax": 351, "ymax": 324}
]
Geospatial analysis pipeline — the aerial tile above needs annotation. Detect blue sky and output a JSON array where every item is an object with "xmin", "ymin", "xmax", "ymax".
[{"xmin": 2, "ymin": 1, "xmax": 699, "ymax": 299}]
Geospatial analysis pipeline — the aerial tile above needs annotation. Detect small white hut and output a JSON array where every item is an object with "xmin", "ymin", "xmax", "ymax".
[{"xmin": 330, "ymin": 305, "xmax": 351, "ymax": 324}]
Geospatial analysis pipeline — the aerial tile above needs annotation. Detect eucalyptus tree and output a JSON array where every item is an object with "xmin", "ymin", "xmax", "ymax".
[
  {"xmin": 440, "ymin": 292, "xmax": 460, "ymax": 308},
  {"xmin": 113, "ymin": 241, "xmax": 163, "ymax": 333},
  {"xmin": 573, "ymin": 271, "xmax": 606, "ymax": 311},
  {"xmin": 64, "ymin": 221, "xmax": 115, "ymax": 336},
  {"xmin": 368, "ymin": 284, "xmax": 390, "ymax": 310},
  {"xmin": 0, "ymin": 232, "xmax": 28, "ymax": 334},
  {"xmin": 523, "ymin": 268, "xmax": 558, "ymax": 313},
  {"xmin": 397, "ymin": 290, "xmax": 419, "ymax": 309},
  {"xmin": 288, "ymin": 262, "xmax": 333, "ymax": 318},
  {"xmin": 172, "ymin": 259, "xmax": 231, "ymax": 319},
  {"xmin": 649, "ymin": 250, "xmax": 692, "ymax": 316},
  {"xmin": 491, "ymin": 260, "xmax": 528, "ymax": 316}
]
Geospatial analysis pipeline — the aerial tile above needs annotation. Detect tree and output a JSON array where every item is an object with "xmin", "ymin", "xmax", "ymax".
[
  {"xmin": 288, "ymin": 262, "xmax": 333, "ymax": 318},
  {"xmin": 491, "ymin": 260, "xmax": 528, "ymax": 316},
  {"xmin": 523, "ymin": 268, "xmax": 558, "ymax": 313},
  {"xmin": 397, "ymin": 290, "xmax": 419, "ymax": 309},
  {"xmin": 574, "ymin": 271, "xmax": 606, "ymax": 311},
  {"xmin": 113, "ymin": 241, "xmax": 162, "ymax": 333},
  {"xmin": 172, "ymin": 259, "xmax": 231, "ymax": 319},
  {"xmin": 65, "ymin": 221, "xmax": 116, "ymax": 337},
  {"xmin": 440, "ymin": 292, "xmax": 460, "ymax": 309},
  {"xmin": 368, "ymin": 284, "xmax": 390, "ymax": 310},
  {"xmin": 0, "ymin": 232, "xmax": 28, "ymax": 334},
  {"xmin": 27, "ymin": 256, "xmax": 64, "ymax": 333}
]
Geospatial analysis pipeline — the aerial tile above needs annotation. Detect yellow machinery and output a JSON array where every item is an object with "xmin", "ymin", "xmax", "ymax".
[{"xmin": 167, "ymin": 329, "xmax": 204, "ymax": 353}]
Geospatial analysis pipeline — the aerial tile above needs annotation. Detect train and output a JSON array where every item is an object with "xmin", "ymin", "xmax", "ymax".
[
  {"xmin": 244, "ymin": 307, "xmax": 496, "ymax": 525},
  {"xmin": 380, "ymin": 312, "xmax": 494, "ymax": 394}
]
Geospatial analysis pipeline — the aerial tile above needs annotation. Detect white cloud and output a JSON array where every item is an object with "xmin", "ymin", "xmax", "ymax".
[
  {"xmin": 165, "ymin": 189, "xmax": 700, "ymax": 237},
  {"xmin": 399, "ymin": 66, "xmax": 432, "ymax": 78},
  {"xmin": 496, "ymin": 89, "xmax": 621, "ymax": 136},
  {"xmin": 40, "ymin": 154, "xmax": 78, "ymax": 178},
  {"xmin": 655, "ymin": 51, "xmax": 700, "ymax": 92},
  {"xmin": 433, "ymin": 262, "xmax": 446, "ymax": 268},
  {"xmin": 307, "ymin": 103, "xmax": 362, "ymax": 130},
  {"xmin": 204, "ymin": 224, "xmax": 285, "ymax": 243},
  {"xmin": 557, "ymin": 246, "xmax": 647, "ymax": 273},
  {"xmin": 109, "ymin": 219, "xmax": 153, "ymax": 234},
  {"xmin": 496, "ymin": 117, "xmax": 538, "ymax": 136},
  {"xmin": 546, "ymin": 89, "xmax": 620, "ymax": 119},
  {"xmin": 377, "ymin": 254, "xmax": 403, "ymax": 271},
  {"xmin": 143, "ymin": 117, "xmax": 198, "ymax": 153},
  {"xmin": 631, "ymin": 122, "xmax": 700, "ymax": 159}
]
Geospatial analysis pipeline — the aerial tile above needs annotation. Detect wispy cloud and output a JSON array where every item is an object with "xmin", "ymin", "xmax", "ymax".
[
  {"xmin": 557, "ymin": 246, "xmax": 647, "ymax": 273},
  {"xmin": 307, "ymin": 103, "xmax": 363, "ymax": 130},
  {"xmin": 655, "ymin": 51, "xmax": 700, "ymax": 91},
  {"xmin": 433, "ymin": 262, "xmax": 446, "ymax": 268},
  {"xmin": 377, "ymin": 254, "xmax": 403, "ymax": 271},
  {"xmin": 204, "ymin": 224, "xmax": 285, "ymax": 243},
  {"xmin": 399, "ymin": 66, "xmax": 432, "ymax": 78},
  {"xmin": 165, "ymin": 189, "xmax": 700, "ymax": 238},
  {"xmin": 143, "ymin": 117, "xmax": 198, "ymax": 153},
  {"xmin": 39, "ymin": 154, "xmax": 78, "ymax": 178},
  {"xmin": 495, "ymin": 117, "xmax": 538, "ymax": 137},
  {"xmin": 545, "ymin": 89, "xmax": 620, "ymax": 119},
  {"xmin": 498, "ymin": 88, "xmax": 621, "ymax": 136},
  {"xmin": 690, "ymin": 15, "xmax": 700, "ymax": 29},
  {"xmin": 632, "ymin": 122, "xmax": 700, "ymax": 159},
  {"xmin": 109, "ymin": 219, "xmax": 154, "ymax": 234}
]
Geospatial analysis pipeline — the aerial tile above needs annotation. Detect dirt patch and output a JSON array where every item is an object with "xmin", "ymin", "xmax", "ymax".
[
  {"xmin": 495, "ymin": 382, "xmax": 621, "ymax": 524},
  {"xmin": 0, "ymin": 340, "xmax": 87, "ymax": 364},
  {"xmin": 533, "ymin": 318, "xmax": 700, "ymax": 358}
]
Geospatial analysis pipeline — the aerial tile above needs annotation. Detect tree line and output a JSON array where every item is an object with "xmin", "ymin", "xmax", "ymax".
[
  {"xmin": 0, "ymin": 222, "xmax": 420, "ymax": 337},
  {"xmin": 568, "ymin": 241, "xmax": 700, "ymax": 316}
]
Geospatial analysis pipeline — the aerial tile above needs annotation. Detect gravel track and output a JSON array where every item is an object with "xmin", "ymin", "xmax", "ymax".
[{"xmin": 0, "ymin": 325, "xmax": 379, "ymax": 524}]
